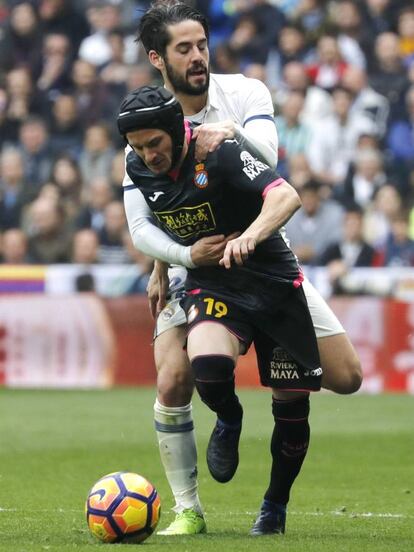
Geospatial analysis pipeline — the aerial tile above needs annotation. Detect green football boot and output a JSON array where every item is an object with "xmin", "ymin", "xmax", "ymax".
[{"xmin": 157, "ymin": 508, "xmax": 207, "ymax": 535}]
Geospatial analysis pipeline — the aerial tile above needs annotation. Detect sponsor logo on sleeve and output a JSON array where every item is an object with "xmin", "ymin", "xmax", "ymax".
[{"xmin": 240, "ymin": 151, "xmax": 268, "ymax": 181}]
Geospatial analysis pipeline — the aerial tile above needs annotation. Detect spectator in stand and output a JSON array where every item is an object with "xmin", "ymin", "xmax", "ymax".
[
  {"xmin": 79, "ymin": 1, "xmax": 137, "ymax": 68},
  {"xmin": 354, "ymin": 132, "xmax": 398, "ymax": 184},
  {"xmin": 71, "ymin": 228, "xmax": 99, "ymax": 265},
  {"xmin": 79, "ymin": 1, "xmax": 121, "ymax": 68},
  {"xmin": 5, "ymin": 67, "xmax": 46, "ymax": 136},
  {"xmin": 99, "ymin": 30, "xmax": 130, "ymax": 97},
  {"xmin": 122, "ymin": 231, "xmax": 154, "ymax": 295},
  {"xmin": 277, "ymin": 61, "xmax": 333, "ymax": 127},
  {"xmin": 271, "ymin": 0, "xmax": 301, "ymax": 18},
  {"xmin": 79, "ymin": 123, "xmax": 115, "ymax": 183},
  {"xmin": 275, "ymin": 90, "xmax": 311, "ymax": 178},
  {"xmin": 397, "ymin": 5, "xmax": 414, "ymax": 69},
  {"xmin": 34, "ymin": 33, "xmax": 73, "ymax": 99},
  {"xmin": 328, "ymin": 0, "xmax": 369, "ymax": 69},
  {"xmin": 18, "ymin": 116, "xmax": 52, "ymax": 191},
  {"xmin": 38, "ymin": 0, "xmax": 90, "ymax": 56},
  {"xmin": 0, "ymin": 228, "xmax": 30, "ymax": 264},
  {"xmin": 71, "ymin": 228, "xmax": 100, "ymax": 291},
  {"xmin": 75, "ymin": 177, "xmax": 113, "ymax": 233},
  {"xmin": 125, "ymin": 63, "xmax": 156, "ymax": 92},
  {"xmin": 195, "ymin": 0, "xmax": 237, "ymax": 51},
  {"xmin": 266, "ymin": 22, "xmax": 315, "ymax": 93},
  {"xmin": 386, "ymin": 85, "xmax": 414, "ymax": 177},
  {"xmin": 26, "ymin": 195, "xmax": 72, "ymax": 263},
  {"xmin": 49, "ymin": 155, "xmax": 82, "ymax": 226},
  {"xmin": 318, "ymin": 204, "xmax": 375, "ymax": 293},
  {"xmin": 37, "ymin": 181, "xmax": 60, "ymax": 201},
  {"xmin": 70, "ymin": 59, "xmax": 120, "ymax": 130},
  {"xmin": 48, "ymin": 93, "xmax": 83, "ymax": 158},
  {"xmin": 285, "ymin": 179, "xmax": 344, "ymax": 264},
  {"xmin": 287, "ymin": 152, "xmax": 313, "ymax": 190},
  {"xmin": 360, "ymin": 0, "xmax": 404, "ymax": 38},
  {"xmin": 0, "ymin": 87, "xmax": 19, "ymax": 148},
  {"xmin": 291, "ymin": 0, "xmax": 329, "ymax": 45},
  {"xmin": 306, "ymin": 85, "xmax": 377, "ymax": 190},
  {"xmin": 211, "ymin": 42, "xmax": 241, "ymax": 74},
  {"xmin": 0, "ymin": 2, "xmax": 41, "ymax": 74},
  {"xmin": 227, "ymin": 12, "xmax": 266, "ymax": 67},
  {"xmin": 368, "ymin": 32, "xmax": 410, "ymax": 122},
  {"xmin": 0, "ymin": 148, "xmax": 31, "ymax": 230},
  {"xmin": 227, "ymin": 0, "xmax": 286, "ymax": 67},
  {"xmin": 373, "ymin": 210, "xmax": 414, "ymax": 267},
  {"xmin": 306, "ymin": 32, "xmax": 349, "ymax": 92},
  {"xmin": 97, "ymin": 200, "xmax": 130, "ymax": 264},
  {"xmin": 110, "ymin": 150, "xmax": 127, "ymax": 199},
  {"xmin": 335, "ymin": 147, "xmax": 387, "ymax": 209},
  {"xmin": 340, "ymin": 65, "xmax": 389, "ymax": 138},
  {"xmin": 363, "ymin": 184, "xmax": 403, "ymax": 247},
  {"xmin": 243, "ymin": 62, "xmax": 268, "ymax": 83}
]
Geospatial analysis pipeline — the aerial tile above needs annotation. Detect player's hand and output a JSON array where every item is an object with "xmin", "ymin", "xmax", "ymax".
[
  {"xmin": 146, "ymin": 260, "xmax": 169, "ymax": 318},
  {"xmin": 192, "ymin": 120, "xmax": 236, "ymax": 161},
  {"xmin": 219, "ymin": 236, "xmax": 257, "ymax": 269},
  {"xmin": 190, "ymin": 232, "xmax": 240, "ymax": 266}
]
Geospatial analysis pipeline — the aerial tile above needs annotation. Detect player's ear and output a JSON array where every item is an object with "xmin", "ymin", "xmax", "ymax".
[{"xmin": 149, "ymin": 50, "xmax": 164, "ymax": 71}]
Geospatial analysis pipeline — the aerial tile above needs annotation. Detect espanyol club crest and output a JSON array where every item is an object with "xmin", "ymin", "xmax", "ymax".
[{"xmin": 194, "ymin": 163, "xmax": 208, "ymax": 189}]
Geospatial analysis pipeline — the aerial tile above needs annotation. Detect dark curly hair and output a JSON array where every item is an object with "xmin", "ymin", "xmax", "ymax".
[{"xmin": 137, "ymin": 1, "xmax": 210, "ymax": 57}]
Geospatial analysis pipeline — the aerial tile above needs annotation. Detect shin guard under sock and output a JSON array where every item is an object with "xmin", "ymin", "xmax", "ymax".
[{"xmin": 265, "ymin": 395, "xmax": 310, "ymax": 505}]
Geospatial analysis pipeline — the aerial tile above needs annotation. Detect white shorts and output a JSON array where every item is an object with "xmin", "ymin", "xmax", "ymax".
[
  {"xmin": 301, "ymin": 277, "xmax": 345, "ymax": 338},
  {"xmin": 154, "ymin": 268, "xmax": 345, "ymax": 339},
  {"xmin": 154, "ymin": 267, "xmax": 187, "ymax": 338}
]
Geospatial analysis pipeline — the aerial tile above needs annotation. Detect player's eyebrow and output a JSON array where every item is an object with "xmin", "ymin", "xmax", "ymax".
[
  {"xmin": 132, "ymin": 135, "xmax": 162, "ymax": 150},
  {"xmin": 175, "ymin": 38, "xmax": 207, "ymax": 49}
]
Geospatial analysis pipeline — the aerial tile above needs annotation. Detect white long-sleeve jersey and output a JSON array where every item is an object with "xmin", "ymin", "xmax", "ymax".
[{"xmin": 123, "ymin": 73, "xmax": 278, "ymax": 267}]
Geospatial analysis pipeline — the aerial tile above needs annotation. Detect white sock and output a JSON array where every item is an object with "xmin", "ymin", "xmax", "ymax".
[{"xmin": 154, "ymin": 399, "xmax": 203, "ymax": 515}]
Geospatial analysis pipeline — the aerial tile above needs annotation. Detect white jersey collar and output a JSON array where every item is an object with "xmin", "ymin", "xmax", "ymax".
[{"xmin": 206, "ymin": 74, "xmax": 220, "ymax": 113}]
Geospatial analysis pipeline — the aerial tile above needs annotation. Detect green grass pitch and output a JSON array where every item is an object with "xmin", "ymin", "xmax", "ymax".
[{"xmin": 0, "ymin": 388, "xmax": 413, "ymax": 551}]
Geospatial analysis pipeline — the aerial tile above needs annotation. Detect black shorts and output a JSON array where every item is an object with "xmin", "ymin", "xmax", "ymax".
[{"xmin": 181, "ymin": 287, "xmax": 322, "ymax": 392}]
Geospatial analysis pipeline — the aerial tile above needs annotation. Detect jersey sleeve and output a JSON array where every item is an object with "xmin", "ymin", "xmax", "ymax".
[
  {"xmin": 235, "ymin": 77, "xmax": 278, "ymax": 167},
  {"xmin": 217, "ymin": 140, "xmax": 285, "ymax": 198},
  {"xmin": 123, "ymin": 153, "xmax": 196, "ymax": 268}
]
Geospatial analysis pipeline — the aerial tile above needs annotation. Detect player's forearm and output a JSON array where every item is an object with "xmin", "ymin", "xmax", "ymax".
[
  {"xmin": 241, "ymin": 182, "xmax": 301, "ymax": 244},
  {"xmin": 131, "ymin": 220, "xmax": 233, "ymax": 269},
  {"xmin": 123, "ymin": 186, "xmax": 196, "ymax": 268},
  {"xmin": 132, "ymin": 219, "xmax": 195, "ymax": 267}
]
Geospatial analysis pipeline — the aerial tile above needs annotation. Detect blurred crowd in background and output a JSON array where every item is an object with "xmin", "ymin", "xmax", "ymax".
[{"xmin": 0, "ymin": 0, "xmax": 413, "ymax": 294}]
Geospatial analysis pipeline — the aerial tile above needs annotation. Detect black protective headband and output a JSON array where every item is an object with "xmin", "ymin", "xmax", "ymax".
[{"xmin": 117, "ymin": 86, "xmax": 185, "ymax": 168}]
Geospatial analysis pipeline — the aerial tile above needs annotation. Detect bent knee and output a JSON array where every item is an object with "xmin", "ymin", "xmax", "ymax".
[
  {"xmin": 322, "ymin": 355, "xmax": 363, "ymax": 395},
  {"xmin": 319, "ymin": 334, "xmax": 363, "ymax": 394},
  {"xmin": 328, "ymin": 357, "xmax": 363, "ymax": 394},
  {"xmin": 156, "ymin": 361, "xmax": 193, "ymax": 406},
  {"xmin": 346, "ymin": 360, "xmax": 363, "ymax": 394}
]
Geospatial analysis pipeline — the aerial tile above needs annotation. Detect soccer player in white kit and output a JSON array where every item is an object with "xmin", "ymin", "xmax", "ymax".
[{"xmin": 123, "ymin": 1, "xmax": 362, "ymax": 536}]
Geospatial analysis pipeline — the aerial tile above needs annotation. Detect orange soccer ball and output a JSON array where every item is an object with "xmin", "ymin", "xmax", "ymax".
[{"xmin": 85, "ymin": 472, "xmax": 161, "ymax": 543}]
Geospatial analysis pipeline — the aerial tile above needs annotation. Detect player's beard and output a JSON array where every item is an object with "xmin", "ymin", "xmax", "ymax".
[{"xmin": 165, "ymin": 58, "xmax": 210, "ymax": 96}]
